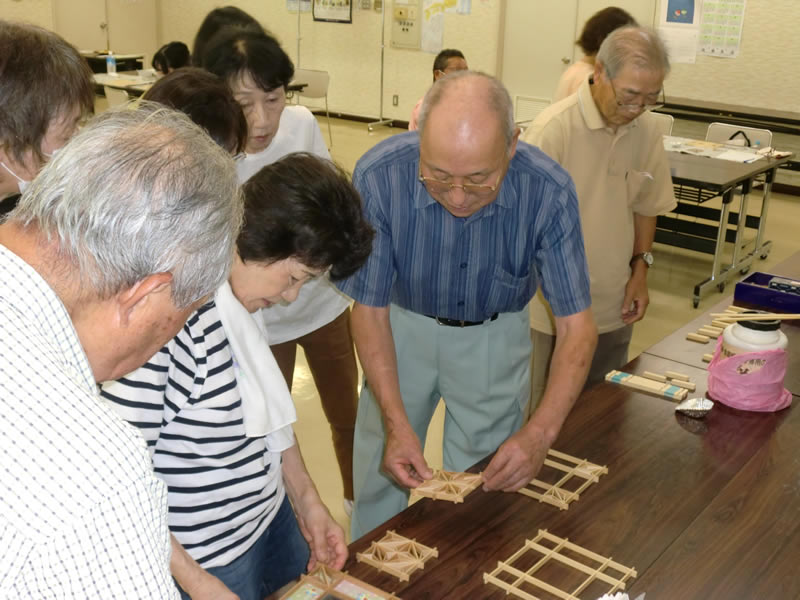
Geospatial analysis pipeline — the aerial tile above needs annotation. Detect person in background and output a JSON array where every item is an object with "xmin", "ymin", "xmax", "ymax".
[
  {"xmin": 102, "ymin": 153, "xmax": 374, "ymax": 600},
  {"xmin": 204, "ymin": 28, "xmax": 362, "ymax": 515},
  {"xmin": 0, "ymin": 21, "xmax": 93, "ymax": 216},
  {"xmin": 143, "ymin": 66, "xmax": 248, "ymax": 154},
  {"xmin": 0, "ymin": 104, "xmax": 243, "ymax": 598},
  {"xmin": 553, "ymin": 6, "xmax": 636, "ymax": 102},
  {"xmin": 338, "ymin": 70, "xmax": 597, "ymax": 539},
  {"xmin": 523, "ymin": 26, "xmax": 675, "ymax": 416},
  {"xmin": 192, "ymin": 5, "xmax": 264, "ymax": 66},
  {"xmin": 152, "ymin": 41, "xmax": 191, "ymax": 76},
  {"xmin": 408, "ymin": 48, "xmax": 468, "ymax": 131}
]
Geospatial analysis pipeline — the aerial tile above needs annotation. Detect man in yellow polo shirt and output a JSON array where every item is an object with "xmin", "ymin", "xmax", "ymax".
[{"xmin": 522, "ymin": 26, "xmax": 676, "ymax": 413}]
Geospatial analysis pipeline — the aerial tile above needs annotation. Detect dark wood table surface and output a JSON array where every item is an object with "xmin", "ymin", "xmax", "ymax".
[
  {"xmin": 667, "ymin": 150, "xmax": 791, "ymax": 192},
  {"xmin": 273, "ymin": 254, "xmax": 800, "ymax": 600}
]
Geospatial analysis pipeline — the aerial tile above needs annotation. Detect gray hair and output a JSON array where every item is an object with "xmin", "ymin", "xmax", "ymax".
[
  {"xmin": 596, "ymin": 25, "xmax": 670, "ymax": 79},
  {"xmin": 10, "ymin": 102, "xmax": 243, "ymax": 307},
  {"xmin": 418, "ymin": 70, "xmax": 516, "ymax": 150}
]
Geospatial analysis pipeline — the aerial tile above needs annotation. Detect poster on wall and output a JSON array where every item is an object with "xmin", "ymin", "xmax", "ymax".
[
  {"xmin": 312, "ymin": 0, "xmax": 352, "ymax": 23},
  {"xmin": 422, "ymin": 0, "xmax": 445, "ymax": 53},
  {"xmin": 658, "ymin": 0, "xmax": 700, "ymax": 64},
  {"xmin": 287, "ymin": 0, "xmax": 312, "ymax": 11},
  {"xmin": 698, "ymin": 0, "xmax": 746, "ymax": 58}
]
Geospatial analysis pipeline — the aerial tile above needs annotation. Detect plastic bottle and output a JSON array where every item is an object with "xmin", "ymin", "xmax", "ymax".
[
  {"xmin": 106, "ymin": 51, "xmax": 117, "ymax": 76},
  {"xmin": 721, "ymin": 312, "xmax": 788, "ymax": 358}
]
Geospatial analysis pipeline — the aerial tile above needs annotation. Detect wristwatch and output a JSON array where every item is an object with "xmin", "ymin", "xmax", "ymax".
[{"xmin": 630, "ymin": 251, "xmax": 654, "ymax": 268}]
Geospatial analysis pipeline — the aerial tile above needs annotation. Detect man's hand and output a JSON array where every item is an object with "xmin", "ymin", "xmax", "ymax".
[
  {"xmin": 294, "ymin": 500, "xmax": 348, "ymax": 571},
  {"xmin": 621, "ymin": 263, "xmax": 649, "ymax": 324},
  {"xmin": 382, "ymin": 422, "xmax": 433, "ymax": 489},
  {"xmin": 171, "ymin": 534, "xmax": 239, "ymax": 600},
  {"xmin": 481, "ymin": 423, "xmax": 549, "ymax": 492}
]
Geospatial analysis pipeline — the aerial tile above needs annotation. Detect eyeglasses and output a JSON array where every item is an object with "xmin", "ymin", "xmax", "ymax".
[
  {"xmin": 418, "ymin": 167, "xmax": 502, "ymax": 198},
  {"xmin": 609, "ymin": 78, "xmax": 665, "ymax": 112}
]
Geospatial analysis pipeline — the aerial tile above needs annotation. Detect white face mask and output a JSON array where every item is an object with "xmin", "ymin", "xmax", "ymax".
[{"xmin": 0, "ymin": 160, "xmax": 30, "ymax": 194}]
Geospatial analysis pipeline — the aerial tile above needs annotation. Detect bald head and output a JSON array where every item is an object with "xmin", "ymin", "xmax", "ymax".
[{"xmin": 418, "ymin": 71, "xmax": 515, "ymax": 150}]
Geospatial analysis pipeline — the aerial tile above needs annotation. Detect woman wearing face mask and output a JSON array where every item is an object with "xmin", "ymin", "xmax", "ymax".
[{"xmin": 0, "ymin": 21, "xmax": 94, "ymax": 215}]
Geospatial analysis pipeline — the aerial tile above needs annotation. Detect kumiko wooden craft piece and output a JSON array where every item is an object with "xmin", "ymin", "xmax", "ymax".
[
  {"xmin": 687, "ymin": 332, "xmax": 710, "ymax": 344},
  {"xmin": 411, "ymin": 470, "xmax": 482, "ymax": 504},
  {"xmin": 279, "ymin": 564, "xmax": 401, "ymax": 600},
  {"xmin": 516, "ymin": 449, "xmax": 608, "ymax": 510},
  {"xmin": 665, "ymin": 370, "xmax": 690, "ymax": 381},
  {"xmin": 669, "ymin": 379, "xmax": 697, "ymax": 391},
  {"xmin": 356, "ymin": 531, "xmax": 438, "ymax": 582},
  {"xmin": 710, "ymin": 312, "xmax": 800, "ymax": 322},
  {"xmin": 605, "ymin": 370, "xmax": 688, "ymax": 401},
  {"xmin": 483, "ymin": 529, "xmax": 637, "ymax": 600},
  {"xmin": 712, "ymin": 319, "xmax": 734, "ymax": 328},
  {"xmin": 725, "ymin": 305, "xmax": 748, "ymax": 313},
  {"xmin": 702, "ymin": 353, "xmax": 714, "ymax": 363},
  {"xmin": 703, "ymin": 325, "xmax": 724, "ymax": 334}
]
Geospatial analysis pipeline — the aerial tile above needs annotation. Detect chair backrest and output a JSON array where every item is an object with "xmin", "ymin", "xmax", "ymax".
[
  {"xmin": 294, "ymin": 68, "xmax": 330, "ymax": 99},
  {"xmin": 706, "ymin": 121, "xmax": 772, "ymax": 148},
  {"xmin": 104, "ymin": 85, "xmax": 130, "ymax": 107},
  {"xmin": 650, "ymin": 111, "xmax": 674, "ymax": 136}
]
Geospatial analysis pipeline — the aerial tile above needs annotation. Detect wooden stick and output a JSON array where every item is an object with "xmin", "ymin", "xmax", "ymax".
[
  {"xmin": 665, "ymin": 370, "xmax": 690, "ymax": 381},
  {"xmin": 703, "ymin": 325, "xmax": 724, "ymax": 334},
  {"xmin": 687, "ymin": 333, "xmax": 710, "ymax": 343},
  {"xmin": 697, "ymin": 327, "xmax": 721, "ymax": 338},
  {"xmin": 710, "ymin": 313, "xmax": 800, "ymax": 321},
  {"xmin": 642, "ymin": 371, "xmax": 667, "ymax": 382},
  {"xmin": 669, "ymin": 379, "xmax": 696, "ymax": 391},
  {"xmin": 711, "ymin": 319, "xmax": 733, "ymax": 329},
  {"xmin": 725, "ymin": 305, "xmax": 748, "ymax": 313},
  {"xmin": 702, "ymin": 353, "xmax": 714, "ymax": 363}
]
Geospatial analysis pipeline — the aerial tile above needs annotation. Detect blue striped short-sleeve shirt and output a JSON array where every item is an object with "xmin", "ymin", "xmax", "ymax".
[{"xmin": 336, "ymin": 132, "xmax": 591, "ymax": 322}]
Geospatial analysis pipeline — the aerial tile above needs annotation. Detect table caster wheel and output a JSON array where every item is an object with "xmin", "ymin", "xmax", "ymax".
[
  {"xmin": 740, "ymin": 266, "xmax": 750, "ymax": 275},
  {"xmin": 717, "ymin": 282, "xmax": 726, "ymax": 293},
  {"xmin": 760, "ymin": 253, "xmax": 769, "ymax": 260},
  {"xmin": 693, "ymin": 297, "xmax": 700, "ymax": 309}
]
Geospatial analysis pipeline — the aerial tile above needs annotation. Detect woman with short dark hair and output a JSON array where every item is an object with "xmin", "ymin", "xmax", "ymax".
[{"xmin": 152, "ymin": 41, "xmax": 191, "ymax": 75}]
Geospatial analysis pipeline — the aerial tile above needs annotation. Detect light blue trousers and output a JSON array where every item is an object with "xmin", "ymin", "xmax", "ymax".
[{"xmin": 350, "ymin": 304, "xmax": 532, "ymax": 539}]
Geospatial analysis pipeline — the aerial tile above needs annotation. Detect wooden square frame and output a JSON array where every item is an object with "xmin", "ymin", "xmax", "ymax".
[
  {"xmin": 517, "ymin": 449, "xmax": 608, "ymax": 510},
  {"xmin": 410, "ymin": 469, "xmax": 482, "ymax": 503},
  {"xmin": 483, "ymin": 529, "xmax": 637, "ymax": 600},
  {"xmin": 356, "ymin": 530, "xmax": 438, "ymax": 582},
  {"xmin": 279, "ymin": 564, "xmax": 400, "ymax": 600}
]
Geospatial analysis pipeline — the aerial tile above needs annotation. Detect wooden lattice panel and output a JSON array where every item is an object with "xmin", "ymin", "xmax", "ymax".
[
  {"xmin": 517, "ymin": 449, "xmax": 608, "ymax": 510},
  {"xmin": 356, "ymin": 530, "xmax": 438, "ymax": 582},
  {"xmin": 411, "ymin": 470, "xmax": 482, "ymax": 503},
  {"xmin": 483, "ymin": 529, "xmax": 637, "ymax": 600},
  {"xmin": 279, "ymin": 564, "xmax": 400, "ymax": 600}
]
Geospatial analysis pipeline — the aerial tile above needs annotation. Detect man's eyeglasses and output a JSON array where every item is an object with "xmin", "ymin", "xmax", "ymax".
[
  {"xmin": 609, "ymin": 78, "xmax": 665, "ymax": 112},
  {"xmin": 418, "ymin": 168, "xmax": 502, "ymax": 198}
]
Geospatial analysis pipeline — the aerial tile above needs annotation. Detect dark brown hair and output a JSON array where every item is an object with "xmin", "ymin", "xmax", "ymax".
[
  {"xmin": 0, "ymin": 21, "xmax": 94, "ymax": 165},
  {"xmin": 143, "ymin": 67, "xmax": 247, "ymax": 154},
  {"xmin": 239, "ymin": 153, "xmax": 374, "ymax": 281},
  {"xmin": 576, "ymin": 7, "xmax": 637, "ymax": 56}
]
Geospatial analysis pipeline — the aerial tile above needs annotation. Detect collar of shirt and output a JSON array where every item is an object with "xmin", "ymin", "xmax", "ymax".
[{"xmin": 0, "ymin": 244, "xmax": 96, "ymax": 394}]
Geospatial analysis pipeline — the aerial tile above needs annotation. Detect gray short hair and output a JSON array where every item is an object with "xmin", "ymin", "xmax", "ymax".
[
  {"xmin": 418, "ymin": 70, "xmax": 516, "ymax": 150},
  {"xmin": 10, "ymin": 103, "xmax": 243, "ymax": 307},
  {"xmin": 596, "ymin": 25, "xmax": 670, "ymax": 79}
]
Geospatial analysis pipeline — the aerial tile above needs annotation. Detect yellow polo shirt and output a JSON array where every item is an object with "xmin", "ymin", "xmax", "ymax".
[{"xmin": 522, "ymin": 78, "xmax": 676, "ymax": 334}]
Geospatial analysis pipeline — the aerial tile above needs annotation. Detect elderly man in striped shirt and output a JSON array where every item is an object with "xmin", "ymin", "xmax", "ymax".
[{"xmin": 337, "ymin": 70, "xmax": 598, "ymax": 539}]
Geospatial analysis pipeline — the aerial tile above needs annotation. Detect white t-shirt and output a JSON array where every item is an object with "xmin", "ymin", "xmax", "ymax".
[{"xmin": 236, "ymin": 105, "xmax": 350, "ymax": 344}]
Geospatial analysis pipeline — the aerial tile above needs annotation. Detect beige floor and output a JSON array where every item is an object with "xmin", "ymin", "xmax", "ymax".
[{"xmin": 294, "ymin": 115, "xmax": 800, "ymax": 537}]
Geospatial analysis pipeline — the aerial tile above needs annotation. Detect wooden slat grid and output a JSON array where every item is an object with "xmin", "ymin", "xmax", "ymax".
[
  {"xmin": 483, "ymin": 530, "xmax": 637, "ymax": 600},
  {"xmin": 411, "ymin": 470, "xmax": 483, "ymax": 503},
  {"xmin": 356, "ymin": 530, "xmax": 438, "ymax": 582},
  {"xmin": 517, "ymin": 449, "xmax": 608, "ymax": 510},
  {"xmin": 279, "ymin": 564, "xmax": 401, "ymax": 600}
]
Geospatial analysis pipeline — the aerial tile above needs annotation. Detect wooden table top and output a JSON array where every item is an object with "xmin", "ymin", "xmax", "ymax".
[{"xmin": 667, "ymin": 151, "xmax": 791, "ymax": 192}]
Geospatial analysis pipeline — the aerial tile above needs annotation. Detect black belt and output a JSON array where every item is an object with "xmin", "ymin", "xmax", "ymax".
[{"xmin": 426, "ymin": 313, "xmax": 499, "ymax": 327}]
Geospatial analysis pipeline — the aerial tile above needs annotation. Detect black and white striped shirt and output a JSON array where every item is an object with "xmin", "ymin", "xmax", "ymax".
[
  {"xmin": 101, "ymin": 301, "xmax": 284, "ymax": 568},
  {"xmin": 0, "ymin": 245, "xmax": 178, "ymax": 598}
]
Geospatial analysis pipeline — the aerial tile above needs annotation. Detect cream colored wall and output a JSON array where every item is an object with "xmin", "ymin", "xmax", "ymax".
[
  {"xmin": 665, "ymin": 0, "xmax": 800, "ymax": 113},
  {"xmin": 0, "ymin": 0, "xmax": 54, "ymax": 28},
  {"xmin": 158, "ymin": 0, "xmax": 502, "ymax": 122}
]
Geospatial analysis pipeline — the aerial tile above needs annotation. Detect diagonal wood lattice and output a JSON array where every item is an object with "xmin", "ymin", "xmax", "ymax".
[
  {"xmin": 356, "ymin": 530, "xmax": 438, "ymax": 582},
  {"xmin": 483, "ymin": 529, "xmax": 637, "ymax": 600},
  {"xmin": 411, "ymin": 469, "xmax": 483, "ymax": 503},
  {"xmin": 279, "ymin": 564, "xmax": 401, "ymax": 600},
  {"xmin": 517, "ymin": 449, "xmax": 608, "ymax": 510}
]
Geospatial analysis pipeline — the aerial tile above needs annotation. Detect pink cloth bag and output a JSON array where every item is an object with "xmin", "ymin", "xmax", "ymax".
[{"xmin": 707, "ymin": 337, "xmax": 792, "ymax": 412}]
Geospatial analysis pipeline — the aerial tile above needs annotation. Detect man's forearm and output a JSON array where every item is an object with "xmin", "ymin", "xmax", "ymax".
[
  {"xmin": 282, "ymin": 442, "xmax": 321, "ymax": 509},
  {"xmin": 632, "ymin": 213, "xmax": 657, "ymax": 255},
  {"xmin": 350, "ymin": 302, "xmax": 409, "ymax": 432},
  {"xmin": 526, "ymin": 309, "xmax": 597, "ymax": 444}
]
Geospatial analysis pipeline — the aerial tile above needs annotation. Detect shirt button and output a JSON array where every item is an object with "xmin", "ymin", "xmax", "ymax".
[
  {"xmin": 457, "ymin": 301, "xmax": 464, "ymax": 306},
  {"xmin": 460, "ymin": 262, "xmax": 467, "ymax": 268}
]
